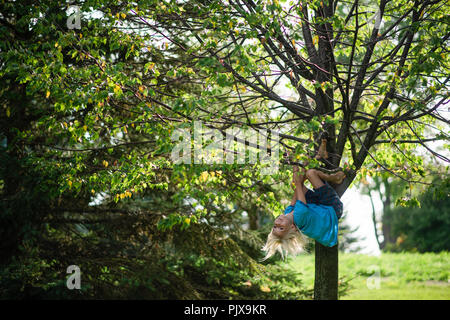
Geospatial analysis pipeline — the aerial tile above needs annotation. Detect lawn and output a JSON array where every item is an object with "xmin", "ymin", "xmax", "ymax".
[{"xmin": 287, "ymin": 251, "xmax": 450, "ymax": 300}]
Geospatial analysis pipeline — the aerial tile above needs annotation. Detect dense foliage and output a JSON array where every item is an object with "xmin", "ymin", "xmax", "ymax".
[{"xmin": 384, "ymin": 176, "xmax": 450, "ymax": 253}]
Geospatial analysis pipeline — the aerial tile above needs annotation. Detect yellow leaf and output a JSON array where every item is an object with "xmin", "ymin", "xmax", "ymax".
[
  {"xmin": 114, "ymin": 84, "xmax": 122, "ymax": 95},
  {"xmin": 312, "ymin": 35, "xmax": 319, "ymax": 46},
  {"xmin": 103, "ymin": 160, "xmax": 109, "ymax": 167},
  {"xmin": 184, "ymin": 218, "xmax": 191, "ymax": 225},
  {"xmin": 54, "ymin": 42, "xmax": 58, "ymax": 48},
  {"xmin": 260, "ymin": 285, "xmax": 271, "ymax": 293},
  {"xmin": 199, "ymin": 171, "xmax": 209, "ymax": 183},
  {"xmin": 83, "ymin": 125, "xmax": 87, "ymax": 131},
  {"xmin": 46, "ymin": 91, "xmax": 50, "ymax": 98},
  {"xmin": 6, "ymin": 108, "xmax": 10, "ymax": 117},
  {"xmin": 68, "ymin": 180, "xmax": 72, "ymax": 188}
]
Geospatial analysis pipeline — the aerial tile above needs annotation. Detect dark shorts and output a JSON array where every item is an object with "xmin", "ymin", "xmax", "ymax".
[{"xmin": 305, "ymin": 182, "xmax": 343, "ymax": 219}]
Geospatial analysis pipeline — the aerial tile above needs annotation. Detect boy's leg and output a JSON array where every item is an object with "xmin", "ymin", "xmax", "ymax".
[
  {"xmin": 293, "ymin": 165, "xmax": 322, "ymax": 204},
  {"xmin": 305, "ymin": 169, "xmax": 345, "ymax": 189},
  {"xmin": 305, "ymin": 169, "xmax": 344, "ymax": 219}
]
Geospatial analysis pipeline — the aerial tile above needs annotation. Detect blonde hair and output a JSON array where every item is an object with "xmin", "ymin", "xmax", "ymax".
[{"xmin": 261, "ymin": 227, "xmax": 309, "ymax": 261}]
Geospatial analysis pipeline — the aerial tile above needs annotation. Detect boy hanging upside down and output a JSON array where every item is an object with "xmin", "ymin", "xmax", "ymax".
[{"xmin": 262, "ymin": 165, "xmax": 346, "ymax": 260}]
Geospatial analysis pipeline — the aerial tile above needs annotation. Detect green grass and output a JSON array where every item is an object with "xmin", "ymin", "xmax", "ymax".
[{"xmin": 287, "ymin": 251, "xmax": 450, "ymax": 300}]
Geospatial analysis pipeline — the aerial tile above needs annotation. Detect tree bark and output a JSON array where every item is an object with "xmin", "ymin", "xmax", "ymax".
[
  {"xmin": 368, "ymin": 189, "xmax": 382, "ymax": 249},
  {"xmin": 312, "ymin": 133, "xmax": 346, "ymax": 300},
  {"xmin": 314, "ymin": 242, "xmax": 339, "ymax": 300},
  {"xmin": 248, "ymin": 209, "xmax": 259, "ymax": 230},
  {"xmin": 380, "ymin": 177, "xmax": 395, "ymax": 249}
]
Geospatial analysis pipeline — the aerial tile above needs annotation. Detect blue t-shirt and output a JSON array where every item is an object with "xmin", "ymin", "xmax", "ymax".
[{"xmin": 284, "ymin": 200, "xmax": 338, "ymax": 247}]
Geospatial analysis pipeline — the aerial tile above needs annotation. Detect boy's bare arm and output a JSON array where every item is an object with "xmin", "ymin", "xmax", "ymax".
[
  {"xmin": 291, "ymin": 165, "xmax": 308, "ymax": 205},
  {"xmin": 290, "ymin": 189, "xmax": 297, "ymax": 206}
]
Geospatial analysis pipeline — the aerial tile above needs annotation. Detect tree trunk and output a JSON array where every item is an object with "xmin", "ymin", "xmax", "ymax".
[
  {"xmin": 310, "ymin": 0, "xmax": 341, "ymax": 299},
  {"xmin": 380, "ymin": 178, "xmax": 394, "ymax": 249},
  {"xmin": 314, "ymin": 242, "xmax": 339, "ymax": 300},
  {"xmin": 312, "ymin": 168, "xmax": 355, "ymax": 300},
  {"xmin": 311, "ymin": 135, "xmax": 341, "ymax": 300},
  {"xmin": 248, "ymin": 209, "xmax": 259, "ymax": 230},
  {"xmin": 368, "ymin": 189, "xmax": 382, "ymax": 250}
]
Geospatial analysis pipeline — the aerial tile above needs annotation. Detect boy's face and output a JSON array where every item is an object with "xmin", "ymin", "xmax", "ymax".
[{"xmin": 272, "ymin": 214, "xmax": 294, "ymax": 238}]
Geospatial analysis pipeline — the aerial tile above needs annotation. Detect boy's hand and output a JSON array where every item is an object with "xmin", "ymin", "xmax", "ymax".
[{"xmin": 292, "ymin": 165, "xmax": 305, "ymax": 186}]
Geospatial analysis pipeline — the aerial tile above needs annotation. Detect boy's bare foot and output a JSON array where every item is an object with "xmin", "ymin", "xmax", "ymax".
[
  {"xmin": 330, "ymin": 171, "xmax": 346, "ymax": 184},
  {"xmin": 315, "ymin": 139, "xmax": 329, "ymax": 160}
]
